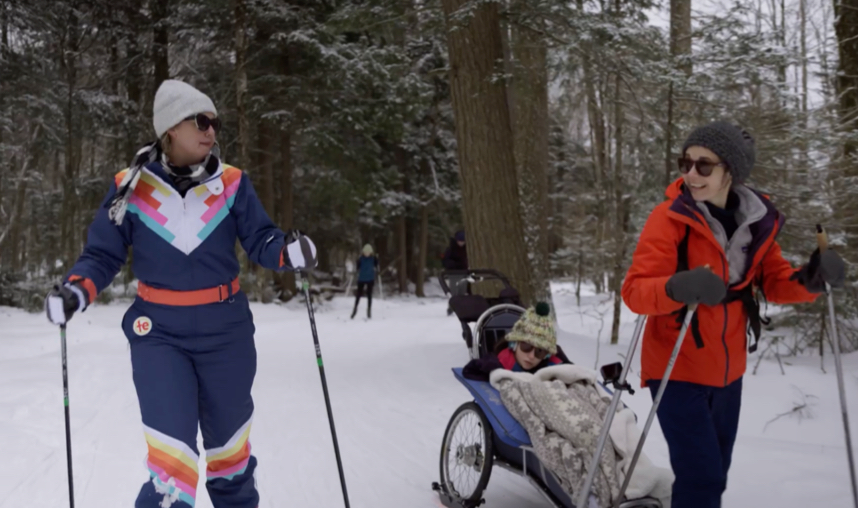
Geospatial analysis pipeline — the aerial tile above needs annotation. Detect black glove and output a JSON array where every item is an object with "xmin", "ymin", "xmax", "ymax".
[
  {"xmin": 665, "ymin": 267, "xmax": 727, "ymax": 306},
  {"xmin": 791, "ymin": 248, "xmax": 846, "ymax": 292},
  {"xmin": 44, "ymin": 283, "xmax": 85, "ymax": 325}
]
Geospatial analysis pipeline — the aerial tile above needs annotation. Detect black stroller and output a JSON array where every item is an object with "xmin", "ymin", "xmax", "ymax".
[{"xmin": 439, "ymin": 269, "xmax": 527, "ymax": 359}]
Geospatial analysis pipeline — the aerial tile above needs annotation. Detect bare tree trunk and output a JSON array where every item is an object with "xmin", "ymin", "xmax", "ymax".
[
  {"xmin": 835, "ymin": 0, "xmax": 858, "ymax": 263},
  {"xmin": 801, "ymin": 0, "xmax": 808, "ymax": 117},
  {"xmin": 395, "ymin": 146, "xmax": 409, "ymax": 293},
  {"xmin": 416, "ymin": 198, "xmax": 429, "ymax": 297},
  {"xmin": 61, "ymin": 2, "xmax": 81, "ymax": 267},
  {"xmin": 510, "ymin": 19, "xmax": 552, "ymax": 306},
  {"xmin": 667, "ymin": 0, "xmax": 692, "ymax": 187},
  {"xmin": 440, "ymin": 0, "xmax": 534, "ymax": 305},
  {"xmin": 577, "ymin": 0, "xmax": 610, "ymax": 294},
  {"xmin": 835, "ymin": 0, "xmax": 858, "ymax": 158},
  {"xmin": 1, "ymin": 126, "xmax": 41, "ymax": 258},
  {"xmin": 670, "ymin": 0, "xmax": 692, "ymax": 74},
  {"xmin": 233, "ymin": 0, "xmax": 250, "ymax": 170},
  {"xmin": 254, "ymin": 120, "xmax": 275, "ymax": 301},
  {"xmin": 610, "ymin": 73, "xmax": 626, "ymax": 344},
  {"xmin": 151, "ymin": 0, "xmax": 169, "ymax": 91},
  {"xmin": 278, "ymin": 128, "xmax": 295, "ymax": 296},
  {"xmin": 1, "ymin": 0, "xmax": 8, "ymax": 52},
  {"xmin": 259, "ymin": 122, "xmax": 275, "ymax": 218},
  {"xmin": 396, "ymin": 215, "xmax": 408, "ymax": 293},
  {"xmin": 0, "ymin": 0, "xmax": 6, "ymax": 228},
  {"xmin": 0, "ymin": 158, "xmax": 21, "ymax": 256},
  {"xmin": 123, "ymin": 6, "xmax": 144, "ymax": 152},
  {"xmin": 582, "ymin": 52, "xmax": 608, "ymax": 294}
]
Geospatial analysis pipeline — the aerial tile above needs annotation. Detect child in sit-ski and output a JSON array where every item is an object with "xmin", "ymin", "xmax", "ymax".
[{"xmin": 462, "ymin": 302, "xmax": 571, "ymax": 382}]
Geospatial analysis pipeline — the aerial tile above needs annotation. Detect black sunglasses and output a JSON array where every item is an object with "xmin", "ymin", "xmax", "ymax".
[
  {"xmin": 518, "ymin": 342, "xmax": 549, "ymax": 360},
  {"xmin": 677, "ymin": 157, "xmax": 726, "ymax": 177},
  {"xmin": 184, "ymin": 113, "xmax": 221, "ymax": 133}
]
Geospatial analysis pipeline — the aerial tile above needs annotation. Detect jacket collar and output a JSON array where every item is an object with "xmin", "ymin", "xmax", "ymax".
[
  {"xmin": 145, "ymin": 160, "xmax": 225, "ymax": 196},
  {"xmin": 663, "ymin": 177, "xmax": 785, "ymax": 288}
]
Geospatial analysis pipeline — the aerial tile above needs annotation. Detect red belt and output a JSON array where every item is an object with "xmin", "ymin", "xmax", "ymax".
[{"xmin": 137, "ymin": 278, "xmax": 240, "ymax": 306}]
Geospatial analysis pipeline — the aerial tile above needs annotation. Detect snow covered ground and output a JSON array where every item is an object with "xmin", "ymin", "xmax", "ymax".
[{"xmin": 1, "ymin": 281, "xmax": 857, "ymax": 507}]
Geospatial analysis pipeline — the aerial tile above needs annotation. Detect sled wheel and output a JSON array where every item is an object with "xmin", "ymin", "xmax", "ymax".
[{"xmin": 439, "ymin": 402, "xmax": 494, "ymax": 504}]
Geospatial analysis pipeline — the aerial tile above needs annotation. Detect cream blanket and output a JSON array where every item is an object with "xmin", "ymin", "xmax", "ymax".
[{"xmin": 490, "ymin": 365, "xmax": 672, "ymax": 508}]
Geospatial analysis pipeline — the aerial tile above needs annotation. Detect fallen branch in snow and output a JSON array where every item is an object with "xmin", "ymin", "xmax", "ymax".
[
  {"xmin": 764, "ymin": 404, "xmax": 808, "ymax": 432},
  {"xmin": 763, "ymin": 386, "xmax": 818, "ymax": 432}
]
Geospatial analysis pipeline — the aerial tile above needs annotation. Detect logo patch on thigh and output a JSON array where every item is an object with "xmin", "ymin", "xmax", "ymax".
[{"xmin": 133, "ymin": 316, "xmax": 153, "ymax": 336}]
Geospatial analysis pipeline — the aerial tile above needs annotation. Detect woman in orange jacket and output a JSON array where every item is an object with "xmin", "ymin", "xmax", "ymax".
[{"xmin": 621, "ymin": 121, "xmax": 845, "ymax": 508}]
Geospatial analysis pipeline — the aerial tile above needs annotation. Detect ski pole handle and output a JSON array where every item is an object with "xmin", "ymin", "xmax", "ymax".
[{"xmin": 816, "ymin": 224, "xmax": 828, "ymax": 253}]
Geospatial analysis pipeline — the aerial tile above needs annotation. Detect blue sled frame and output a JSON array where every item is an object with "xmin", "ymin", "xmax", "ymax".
[{"xmin": 432, "ymin": 368, "xmax": 663, "ymax": 508}]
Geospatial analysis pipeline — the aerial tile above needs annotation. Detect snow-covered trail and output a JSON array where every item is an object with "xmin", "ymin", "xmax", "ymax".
[{"xmin": 1, "ymin": 283, "xmax": 856, "ymax": 507}]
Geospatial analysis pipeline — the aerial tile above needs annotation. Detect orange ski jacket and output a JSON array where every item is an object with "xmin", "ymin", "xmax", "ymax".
[{"xmin": 622, "ymin": 178, "xmax": 819, "ymax": 387}]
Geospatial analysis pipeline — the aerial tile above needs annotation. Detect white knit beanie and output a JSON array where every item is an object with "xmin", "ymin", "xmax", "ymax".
[{"xmin": 153, "ymin": 80, "xmax": 218, "ymax": 137}]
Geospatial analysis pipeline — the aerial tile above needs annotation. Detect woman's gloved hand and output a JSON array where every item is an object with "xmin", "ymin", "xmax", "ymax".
[
  {"xmin": 44, "ymin": 283, "xmax": 86, "ymax": 325},
  {"xmin": 791, "ymin": 248, "xmax": 846, "ymax": 292},
  {"xmin": 665, "ymin": 266, "xmax": 727, "ymax": 306},
  {"xmin": 283, "ymin": 230, "xmax": 318, "ymax": 270}
]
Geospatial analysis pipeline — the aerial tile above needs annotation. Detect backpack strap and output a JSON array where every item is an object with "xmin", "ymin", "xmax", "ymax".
[
  {"xmin": 673, "ymin": 225, "xmax": 705, "ymax": 349},
  {"xmin": 673, "ymin": 223, "xmax": 768, "ymax": 353}
]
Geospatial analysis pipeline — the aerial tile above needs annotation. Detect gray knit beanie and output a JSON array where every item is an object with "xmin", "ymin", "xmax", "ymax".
[
  {"xmin": 153, "ymin": 80, "xmax": 218, "ymax": 137},
  {"xmin": 681, "ymin": 121, "xmax": 756, "ymax": 183}
]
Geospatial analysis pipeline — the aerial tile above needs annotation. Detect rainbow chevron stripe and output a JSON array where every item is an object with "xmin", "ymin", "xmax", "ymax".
[
  {"xmin": 118, "ymin": 169, "xmax": 177, "ymax": 243},
  {"xmin": 206, "ymin": 416, "xmax": 252, "ymax": 482},
  {"xmin": 143, "ymin": 424, "xmax": 199, "ymax": 507},
  {"xmin": 196, "ymin": 166, "xmax": 242, "ymax": 243},
  {"xmin": 110, "ymin": 165, "xmax": 245, "ymax": 255}
]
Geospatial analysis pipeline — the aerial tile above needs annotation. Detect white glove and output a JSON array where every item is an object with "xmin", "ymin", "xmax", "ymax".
[
  {"xmin": 45, "ymin": 283, "xmax": 87, "ymax": 325},
  {"xmin": 285, "ymin": 234, "xmax": 318, "ymax": 270}
]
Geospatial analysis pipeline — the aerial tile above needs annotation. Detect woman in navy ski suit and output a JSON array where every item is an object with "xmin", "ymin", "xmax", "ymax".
[{"xmin": 44, "ymin": 79, "xmax": 316, "ymax": 508}]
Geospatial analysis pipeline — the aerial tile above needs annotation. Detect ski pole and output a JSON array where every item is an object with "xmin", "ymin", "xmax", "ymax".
[
  {"xmin": 577, "ymin": 314, "xmax": 647, "ymax": 508},
  {"xmin": 296, "ymin": 238, "xmax": 351, "ymax": 508},
  {"xmin": 60, "ymin": 324, "xmax": 75, "ymax": 508},
  {"xmin": 816, "ymin": 224, "xmax": 858, "ymax": 508},
  {"xmin": 615, "ymin": 305, "xmax": 697, "ymax": 507}
]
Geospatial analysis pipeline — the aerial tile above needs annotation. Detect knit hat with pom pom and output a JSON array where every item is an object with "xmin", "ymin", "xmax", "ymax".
[{"xmin": 507, "ymin": 302, "xmax": 556, "ymax": 354}]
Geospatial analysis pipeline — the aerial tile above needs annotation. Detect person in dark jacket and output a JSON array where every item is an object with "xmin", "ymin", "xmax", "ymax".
[
  {"xmin": 622, "ymin": 121, "xmax": 846, "ymax": 508},
  {"xmin": 442, "ymin": 230, "xmax": 468, "ymax": 271},
  {"xmin": 351, "ymin": 244, "xmax": 378, "ymax": 319},
  {"xmin": 43, "ymin": 79, "xmax": 317, "ymax": 508},
  {"xmin": 463, "ymin": 302, "xmax": 571, "ymax": 382},
  {"xmin": 442, "ymin": 230, "xmax": 468, "ymax": 315}
]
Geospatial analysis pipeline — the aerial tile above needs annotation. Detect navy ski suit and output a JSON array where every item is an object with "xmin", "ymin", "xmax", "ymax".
[{"xmin": 64, "ymin": 160, "xmax": 293, "ymax": 508}]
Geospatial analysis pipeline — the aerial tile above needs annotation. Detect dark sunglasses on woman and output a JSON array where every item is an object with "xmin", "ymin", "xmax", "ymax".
[
  {"xmin": 184, "ymin": 113, "xmax": 221, "ymax": 134},
  {"xmin": 517, "ymin": 342, "xmax": 550, "ymax": 360},
  {"xmin": 677, "ymin": 157, "xmax": 725, "ymax": 177}
]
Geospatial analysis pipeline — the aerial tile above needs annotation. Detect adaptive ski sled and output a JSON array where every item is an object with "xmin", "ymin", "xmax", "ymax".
[{"xmin": 433, "ymin": 269, "xmax": 663, "ymax": 508}]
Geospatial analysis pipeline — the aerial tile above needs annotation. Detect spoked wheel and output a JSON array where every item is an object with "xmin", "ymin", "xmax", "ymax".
[{"xmin": 439, "ymin": 402, "xmax": 494, "ymax": 505}]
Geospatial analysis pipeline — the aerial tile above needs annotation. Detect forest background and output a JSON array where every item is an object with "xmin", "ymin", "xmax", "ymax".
[{"xmin": 1, "ymin": 0, "xmax": 857, "ymax": 354}]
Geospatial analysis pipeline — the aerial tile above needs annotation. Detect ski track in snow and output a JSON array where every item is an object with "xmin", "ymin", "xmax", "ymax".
[{"xmin": 1, "ymin": 282, "xmax": 856, "ymax": 507}]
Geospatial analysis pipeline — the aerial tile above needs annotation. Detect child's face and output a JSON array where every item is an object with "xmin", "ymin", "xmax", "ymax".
[{"xmin": 514, "ymin": 343, "xmax": 544, "ymax": 370}]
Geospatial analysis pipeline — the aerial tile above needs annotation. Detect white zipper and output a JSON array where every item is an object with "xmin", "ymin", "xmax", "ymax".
[{"xmin": 180, "ymin": 194, "xmax": 189, "ymax": 254}]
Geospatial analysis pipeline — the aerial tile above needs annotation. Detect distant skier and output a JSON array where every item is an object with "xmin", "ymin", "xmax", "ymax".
[
  {"xmin": 43, "ymin": 79, "xmax": 317, "ymax": 508},
  {"xmin": 442, "ymin": 229, "xmax": 468, "ymax": 315},
  {"xmin": 622, "ymin": 121, "xmax": 846, "ymax": 508},
  {"xmin": 351, "ymin": 244, "xmax": 378, "ymax": 319}
]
